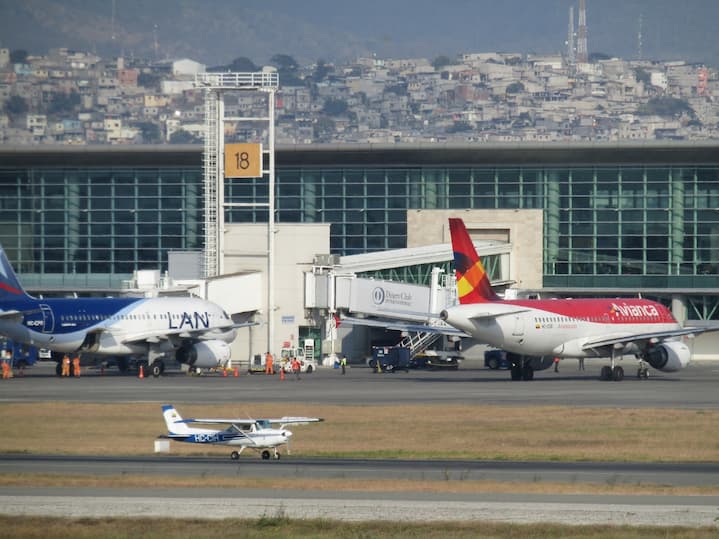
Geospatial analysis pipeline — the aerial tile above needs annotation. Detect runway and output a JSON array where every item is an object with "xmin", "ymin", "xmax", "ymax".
[
  {"xmin": 2, "ymin": 487, "xmax": 719, "ymax": 527},
  {"xmin": 3, "ymin": 454, "xmax": 719, "ymax": 487},
  {"xmin": 2, "ymin": 359, "xmax": 719, "ymax": 408},
  {"xmin": 2, "ymin": 360, "xmax": 718, "ymax": 527}
]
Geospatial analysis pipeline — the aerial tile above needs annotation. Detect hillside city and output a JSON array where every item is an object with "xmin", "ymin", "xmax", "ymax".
[{"xmin": 1, "ymin": 47, "xmax": 717, "ymax": 145}]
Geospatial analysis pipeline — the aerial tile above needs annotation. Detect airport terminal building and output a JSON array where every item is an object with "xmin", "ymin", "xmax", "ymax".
[{"xmin": 1, "ymin": 141, "xmax": 719, "ymax": 358}]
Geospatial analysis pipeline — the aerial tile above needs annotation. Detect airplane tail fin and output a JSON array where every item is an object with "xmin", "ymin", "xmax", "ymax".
[
  {"xmin": 162, "ymin": 405, "xmax": 191, "ymax": 436},
  {"xmin": 0, "ymin": 246, "xmax": 31, "ymax": 301},
  {"xmin": 448, "ymin": 218, "xmax": 500, "ymax": 304}
]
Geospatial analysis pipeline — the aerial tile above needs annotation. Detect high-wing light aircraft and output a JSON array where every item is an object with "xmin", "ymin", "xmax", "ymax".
[
  {"xmin": 0, "ymin": 246, "xmax": 249, "ymax": 377},
  {"xmin": 441, "ymin": 217, "xmax": 716, "ymax": 381},
  {"xmin": 161, "ymin": 405, "xmax": 323, "ymax": 460}
]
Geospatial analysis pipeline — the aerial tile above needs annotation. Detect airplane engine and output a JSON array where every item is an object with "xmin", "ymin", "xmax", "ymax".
[
  {"xmin": 644, "ymin": 341, "xmax": 691, "ymax": 372},
  {"xmin": 176, "ymin": 340, "xmax": 231, "ymax": 369}
]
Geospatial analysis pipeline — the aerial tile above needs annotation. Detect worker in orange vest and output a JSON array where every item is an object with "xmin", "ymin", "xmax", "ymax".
[
  {"xmin": 291, "ymin": 357, "xmax": 301, "ymax": 380},
  {"xmin": 265, "ymin": 352, "xmax": 274, "ymax": 375},
  {"xmin": 72, "ymin": 355, "xmax": 81, "ymax": 377},
  {"xmin": 1, "ymin": 360, "xmax": 10, "ymax": 379},
  {"xmin": 61, "ymin": 354, "xmax": 71, "ymax": 377}
]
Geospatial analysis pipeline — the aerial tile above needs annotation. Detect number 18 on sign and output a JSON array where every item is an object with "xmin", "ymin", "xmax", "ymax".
[{"xmin": 224, "ymin": 143, "xmax": 262, "ymax": 178}]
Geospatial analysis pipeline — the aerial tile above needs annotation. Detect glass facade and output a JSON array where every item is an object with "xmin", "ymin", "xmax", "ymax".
[
  {"xmin": 1, "ymin": 145, "xmax": 718, "ymax": 313},
  {"xmin": 0, "ymin": 166, "xmax": 202, "ymax": 288},
  {"xmin": 239, "ymin": 165, "xmax": 719, "ymax": 290}
]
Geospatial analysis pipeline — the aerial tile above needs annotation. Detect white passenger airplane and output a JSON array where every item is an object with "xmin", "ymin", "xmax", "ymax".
[
  {"xmin": 441, "ymin": 217, "xmax": 717, "ymax": 381},
  {"xmin": 0, "ymin": 246, "xmax": 248, "ymax": 377},
  {"xmin": 161, "ymin": 405, "xmax": 323, "ymax": 460}
]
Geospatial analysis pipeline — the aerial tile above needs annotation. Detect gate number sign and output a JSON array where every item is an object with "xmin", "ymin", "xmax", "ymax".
[{"xmin": 224, "ymin": 143, "xmax": 262, "ymax": 178}]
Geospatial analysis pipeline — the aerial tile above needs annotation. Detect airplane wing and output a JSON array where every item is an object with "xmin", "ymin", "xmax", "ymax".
[
  {"xmin": 179, "ymin": 417, "xmax": 323, "ymax": 426},
  {"xmin": 340, "ymin": 315, "xmax": 468, "ymax": 337},
  {"xmin": 270, "ymin": 417, "xmax": 324, "ymax": 427},
  {"xmin": 177, "ymin": 418, "xmax": 257, "ymax": 426},
  {"xmin": 582, "ymin": 326, "xmax": 717, "ymax": 352},
  {"xmin": 466, "ymin": 307, "xmax": 532, "ymax": 320},
  {"xmin": 119, "ymin": 322, "xmax": 256, "ymax": 345},
  {"xmin": 0, "ymin": 310, "xmax": 25, "ymax": 324}
]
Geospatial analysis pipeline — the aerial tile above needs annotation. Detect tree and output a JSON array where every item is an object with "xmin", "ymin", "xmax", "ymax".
[
  {"xmin": 637, "ymin": 97, "xmax": 695, "ymax": 118},
  {"xmin": 47, "ymin": 91, "xmax": 81, "ymax": 115},
  {"xmin": 589, "ymin": 52, "xmax": 612, "ymax": 62},
  {"xmin": 4, "ymin": 95, "xmax": 28, "ymax": 116},
  {"xmin": 228, "ymin": 57, "xmax": 259, "ymax": 72},
  {"xmin": 169, "ymin": 129, "xmax": 202, "ymax": 144},
  {"xmin": 312, "ymin": 59, "xmax": 331, "ymax": 82},
  {"xmin": 432, "ymin": 55, "xmax": 452, "ymax": 71},
  {"xmin": 270, "ymin": 54, "xmax": 298, "ymax": 72},
  {"xmin": 634, "ymin": 67, "xmax": 651, "ymax": 85},
  {"xmin": 138, "ymin": 72, "xmax": 161, "ymax": 88},
  {"xmin": 270, "ymin": 54, "xmax": 303, "ymax": 86},
  {"xmin": 312, "ymin": 117, "xmax": 335, "ymax": 141},
  {"xmin": 385, "ymin": 83, "xmax": 408, "ymax": 96},
  {"xmin": 322, "ymin": 97, "xmax": 348, "ymax": 116},
  {"xmin": 136, "ymin": 121, "xmax": 162, "ymax": 144},
  {"xmin": 9, "ymin": 49, "xmax": 28, "ymax": 64},
  {"xmin": 447, "ymin": 121, "xmax": 473, "ymax": 133},
  {"xmin": 505, "ymin": 82, "xmax": 525, "ymax": 94}
]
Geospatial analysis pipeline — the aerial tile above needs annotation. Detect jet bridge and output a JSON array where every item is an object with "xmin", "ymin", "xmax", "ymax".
[{"xmin": 305, "ymin": 241, "xmax": 512, "ymax": 359}]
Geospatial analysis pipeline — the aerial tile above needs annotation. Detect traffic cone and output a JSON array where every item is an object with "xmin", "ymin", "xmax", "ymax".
[
  {"xmin": 139, "ymin": 365, "xmax": 144, "ymax": 379},
  {"xmin": 280, "ymin": 367, "xmax": 285, "ymax": 381},
  {"xmin": 223, "ymin": 368, "xmax": 228, "ymax": 377},
  {"xmin": 233, "ymin": 367, "xmax": 239, "ymax": 377}
]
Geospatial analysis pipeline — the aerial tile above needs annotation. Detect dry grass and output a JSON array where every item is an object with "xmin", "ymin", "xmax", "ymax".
[
  {"xmin": 1, "ymin": 472, "xmax": 718, "ymax": 496},
  {"xmin": 1, "ymin": 516, "xmax": 717, "ymax": 539},
  {"xmin": 1, "ymin": 402, "xmax": 718, "ymax": 463}
]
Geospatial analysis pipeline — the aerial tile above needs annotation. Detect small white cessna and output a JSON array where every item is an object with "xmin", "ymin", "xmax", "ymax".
[{"xmin": 161, "ymin": 405, "xmax": 323, "ymax": 460}]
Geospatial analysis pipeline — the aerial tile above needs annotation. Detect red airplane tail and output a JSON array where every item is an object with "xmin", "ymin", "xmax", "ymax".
[{"xmin": 448, "ymin": 218, "xmax": 500, "ymax": 304}]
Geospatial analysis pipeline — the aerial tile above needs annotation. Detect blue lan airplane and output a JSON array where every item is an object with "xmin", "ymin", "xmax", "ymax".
[{"xmin": 0, "ymin": 246, "xmax": 247, "ymax": 377}]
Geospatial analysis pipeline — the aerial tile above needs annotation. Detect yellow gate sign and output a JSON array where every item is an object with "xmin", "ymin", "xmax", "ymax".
[{"xmin": 224, "ymin": 143, "xmax": 262, "ymax": 178}]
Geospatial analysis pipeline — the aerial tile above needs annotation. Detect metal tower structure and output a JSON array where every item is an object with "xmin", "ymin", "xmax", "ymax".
[
  {"xmin": 577, "ymin": 0, "xmax": 588, "ymax": 63},
  {"xmin": 567, "ymin": 5, "xmax": 575, "ymax": 65},
  {"xmin": 195, "ymin": 70, "xmax": 279, "ymax": 351}
]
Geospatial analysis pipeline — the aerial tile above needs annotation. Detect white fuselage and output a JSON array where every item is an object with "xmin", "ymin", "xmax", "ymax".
[
  {"xmin": 0, "ymin": 296, "xmax": 237, "ymax": 355},
  {"xmin": 443, "ymin": 301, "xmax": 680, "ymax": 358}
]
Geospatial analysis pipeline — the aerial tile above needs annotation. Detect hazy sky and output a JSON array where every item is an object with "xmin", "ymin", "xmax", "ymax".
[{"xmin": 2, "ymin": 0, "xmax": 718, "ymax": 65}]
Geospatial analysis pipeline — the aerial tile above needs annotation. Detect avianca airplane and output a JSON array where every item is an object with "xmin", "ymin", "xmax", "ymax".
[
  {"xmin": 0, "ymin": 246, "xmax": 244, "ymax": 377},
  {"xmin": 441, "ymin": 218, "xmax": 714, "ymax": 381}
]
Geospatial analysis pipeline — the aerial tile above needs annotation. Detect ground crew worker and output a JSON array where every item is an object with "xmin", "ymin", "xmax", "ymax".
[
  {"xmin": 291, "ymin": 357, "xmax": 301, "ymax": 380},
  {"xmin": 1, "ymin": 360, "xmax": 10, "ymax": 379},
  {"xmin": 72, "ymin": 355, "xmax": 81, "ymax": 377},
  {"xmin": 340, "ymin": 355, "xmax": 347, "ymax": 375},
  {"xmin": 577, "ymin": 357, "xmax": 585, "ymax": 371},
  {"xmin": 553, "ymin": 356, "xmax": 560, "ymax": 373},
  {"xmin": 265, "ymin": 352, "xmax": 274, "ymax": 375},
  {"xmin": 61, "ymin": 354, "xmax": 71, "ymax": 377}
]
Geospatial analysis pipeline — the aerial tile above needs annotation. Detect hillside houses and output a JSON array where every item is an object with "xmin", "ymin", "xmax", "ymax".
[{"xmin": 0, "ymin": 46, "xmax": 717, "ymax": 145}]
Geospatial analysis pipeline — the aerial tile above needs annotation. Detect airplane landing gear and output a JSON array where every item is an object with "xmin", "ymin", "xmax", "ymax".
[
  {"xmin": 637, "ymin": 360, "xmax": 649, "ymax": 379},
  {"xmin": 261, "ymin": 450, "xmax": 271, "ymax": 460},
  {"xmin": 600, "ymin": 348, "xmax": 625, "ymax": 381},
  {"xmin": 150, "ymin": 361, "xmax": 164, "ymax": 378},
  {"xmin": 230, "ymin": 451, "xmax": 240, "ymax": 460},
  {"xmin": 600, "ymin": 365, "xmax": 624, "ymax": 381},
  {"xmin": 508, "ymin": 354, "xmax": 535, "ymax": 381}
]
